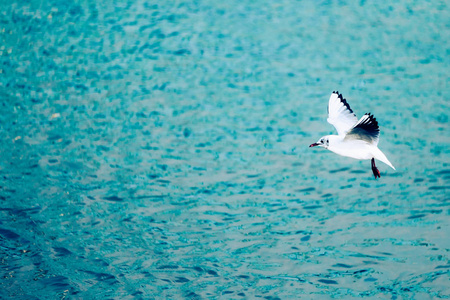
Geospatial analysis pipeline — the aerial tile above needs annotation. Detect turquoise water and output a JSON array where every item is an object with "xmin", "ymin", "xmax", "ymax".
[{"xmin": 1, "ymin": 1, "xmax": 449, "ymax": 298}]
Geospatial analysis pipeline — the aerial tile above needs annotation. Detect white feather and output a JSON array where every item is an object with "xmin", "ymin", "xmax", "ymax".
[{"xmin": 327, "ymin": 92, "xmax": 358, "ymax": 136}]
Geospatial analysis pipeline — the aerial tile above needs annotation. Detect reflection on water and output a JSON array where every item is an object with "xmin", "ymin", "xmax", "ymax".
[{"xmin": 0, "ymin": 0, "xmax": 448, "ymax": 298}]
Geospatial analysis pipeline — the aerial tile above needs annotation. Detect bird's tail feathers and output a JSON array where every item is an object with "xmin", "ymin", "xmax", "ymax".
[{"xmin": 373, "ymin": 148, "xmax": 395, "ymax": 170}]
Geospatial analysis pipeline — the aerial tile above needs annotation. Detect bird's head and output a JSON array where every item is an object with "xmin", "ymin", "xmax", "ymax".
[{"xmin": 309, "ymin": 136, "xmax": 330, "ymax": 149}]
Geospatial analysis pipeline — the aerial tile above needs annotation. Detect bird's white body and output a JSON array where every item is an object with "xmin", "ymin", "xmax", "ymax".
[
  {"xmin": 310, "ymin": 91, "xmax": 395, "ymax": 177},
  {"xmin": 325, "ymin": 135, "xmax": 395, "ymax": 169}
]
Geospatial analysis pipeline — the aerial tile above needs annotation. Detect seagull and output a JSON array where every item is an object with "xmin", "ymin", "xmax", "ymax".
[{"xmin": 309, "ymin": 91, "xmax": 395, "ymax": 178}]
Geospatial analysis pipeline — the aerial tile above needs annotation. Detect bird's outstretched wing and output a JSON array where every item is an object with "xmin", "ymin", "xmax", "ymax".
[
  {"xmin": 327, "ymin": 91, "xmax": 358, "ymax": 136},
  {"xmin": 344, "ymin": 113, "xmax": 380, "ymax": 145}
]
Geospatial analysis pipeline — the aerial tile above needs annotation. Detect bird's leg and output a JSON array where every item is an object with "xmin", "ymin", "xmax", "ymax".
[{"xmin": 371, "ymin": 158, "xmax": 380, "ymax": 179}]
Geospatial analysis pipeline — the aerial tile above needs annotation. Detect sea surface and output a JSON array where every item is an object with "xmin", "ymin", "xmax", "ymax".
[{"xmin": 0, "ymin": 1, "xmax": 449, "ymax": 299}]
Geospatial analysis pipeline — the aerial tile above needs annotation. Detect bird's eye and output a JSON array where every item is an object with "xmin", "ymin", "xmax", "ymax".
[{"xmin": 320, "ymin": 139, "xmax": 323, "ymax": 143}]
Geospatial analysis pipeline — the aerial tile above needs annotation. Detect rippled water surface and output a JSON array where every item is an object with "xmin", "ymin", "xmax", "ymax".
[{"xmin": 1, "ymin": 1, "xmax": 449, "ymax": 299}]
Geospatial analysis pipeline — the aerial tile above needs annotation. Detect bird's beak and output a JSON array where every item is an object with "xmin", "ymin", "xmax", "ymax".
[{"xmin": 309, "ymin": 143, "xmax": 319, "ymax": 147}]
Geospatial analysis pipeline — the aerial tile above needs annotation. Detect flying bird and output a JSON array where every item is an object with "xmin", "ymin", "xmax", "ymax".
[{"xmin": 309, "ymin": 91, "xmax": 395, "ymax": 178}]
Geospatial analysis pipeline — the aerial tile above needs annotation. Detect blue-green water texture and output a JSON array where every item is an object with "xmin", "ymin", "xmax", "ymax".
[{"xmin": 1, "ymin": 1, "xmax": 449, "ymax": 299}]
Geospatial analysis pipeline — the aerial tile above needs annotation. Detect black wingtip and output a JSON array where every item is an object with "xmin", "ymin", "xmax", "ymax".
[
  {"xmin": 336, "ymin": 92, "xmax": 354, "ymax": 114},
  {"xmin": 364, "ymin": 113, "xmax": 379, "ymax": 125},
  {"xmin": 361, "ymin": 113, "xmax": 380, "ymax": 133}
]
